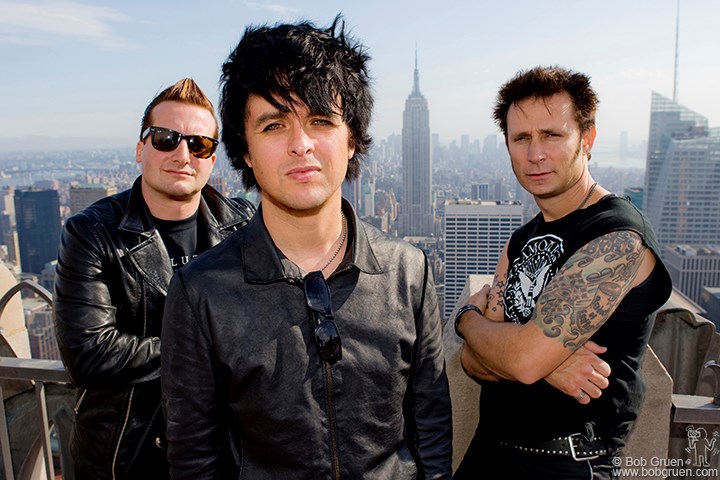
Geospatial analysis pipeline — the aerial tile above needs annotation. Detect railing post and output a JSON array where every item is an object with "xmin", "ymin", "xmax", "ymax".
[
  {"xmin": 34, "ymin": 381, "xmax": 55, "ymax": 480},
  {"xmin": 0, "ymin": 278, "xmax": 65, "ymax": 478},
  {"xmin": 0, "ymin": 383, "xmax": 15, "ymax": 480}
]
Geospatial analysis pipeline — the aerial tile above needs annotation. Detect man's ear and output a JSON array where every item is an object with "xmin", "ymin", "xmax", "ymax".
[
  {"xmin": 135, "ymin": 140, "xmax": 144, "ymax": 164},
  {"xmin": 582, "ymin": 126, "xmax": 597, "ymax": 154}
]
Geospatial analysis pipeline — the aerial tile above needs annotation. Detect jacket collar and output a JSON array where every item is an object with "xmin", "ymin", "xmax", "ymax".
[
  {"xmin": 118, "ymin": 176, "xmax": 248, "ymax": 235},
  {"xmin": 243, "ymin": 198, "xmax": 383, "ymax": 283}
]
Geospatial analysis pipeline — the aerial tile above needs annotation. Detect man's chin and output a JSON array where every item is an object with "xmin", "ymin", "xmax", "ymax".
[{"xmin": 165, "ymin": 187, "xmax": 201, "ymax": 202}]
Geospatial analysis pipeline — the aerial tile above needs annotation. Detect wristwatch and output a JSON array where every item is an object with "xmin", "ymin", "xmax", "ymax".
[{"xmin": 453, "ymin": 304, "xmax": 482, "ymax": 340}]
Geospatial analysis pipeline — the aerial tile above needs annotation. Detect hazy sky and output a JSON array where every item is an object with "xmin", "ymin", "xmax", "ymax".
[{"xmin": 1, "ymin": 0, "xmax": 719, "ymax": 164}]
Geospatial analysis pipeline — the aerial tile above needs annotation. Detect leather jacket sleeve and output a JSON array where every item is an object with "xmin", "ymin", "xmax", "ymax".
[
  {"xmin": 407, "ymin": 253, "xmax": 453, "ymax": 479},
  {"xmin": 54, "ymin": 212, "xmax": 161, "ymax": 389},
  {"xmin": 162, "ymin": 271, "xmax": 221, "ymax": 479}
]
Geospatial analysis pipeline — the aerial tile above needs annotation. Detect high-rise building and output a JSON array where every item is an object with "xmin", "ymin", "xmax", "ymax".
[
  {"xmin": 643, "ymin": 92, "xmax": 719, "ymax": 247},
  {"xmin": 443, "ymin": 199, "xmax": 523, "ymax": 319},
  {"xmin": 207, "ymin": 176, "xmax": 228, "ymax": 197},
  {"xmin": 0, "ymin": 186, "xmax": 19, "ymax": 267},
  {"xmin": 700, "ymin": 286, "xmax": 720, "ymax": 329},
  {"xmin": 623, "ymin": 187, "xmax": 644, "ymax": 209},
  {"xmin": 26, "ymin": 300, "xmax": 60, "ymax": 360},
  {"xmin": 69, "ymin": 184, "xmax": 118, "ymax": 215},
  {"xmin": 399, "ymin": 51, "xmax": 433, "ymax": 237},
  {"xmin": 14, "ymin": 189, "xmax": 61, "ymax": 275},
  {"xmin": 470, "ymin": 183, "xmax": 491, "ymax": 201},
  {"xmin": 664, "ymin": 244, "xmax": 720, "ymax": 306}
]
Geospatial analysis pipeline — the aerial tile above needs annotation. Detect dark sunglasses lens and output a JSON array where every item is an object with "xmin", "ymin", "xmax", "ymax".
[
  {"xmin": 316, "ymin": 320, "xmax": 341, "ymax": 362},
  {"xmin": 305, "ymin": 272, "xmax": 331, "ymax": 315},
  {"xmin": 151, "ymin": 128, "xmax": 181, "ymax": 152},
  {"xmin": 187, "ymin": 136, "xmax": 217, "ymax": 159}
]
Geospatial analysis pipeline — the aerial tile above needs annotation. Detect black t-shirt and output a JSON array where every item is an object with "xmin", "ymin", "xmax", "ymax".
[
  {"xmin": 153, "ymin": 210, "xmax": 209, "ymax": 271},
  {"xmin": 478, "ymin": 195, "xmax": 672, "ymax": 447}
]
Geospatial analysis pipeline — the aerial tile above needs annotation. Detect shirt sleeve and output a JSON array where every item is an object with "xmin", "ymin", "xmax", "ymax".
[{"xmin": 407, "ymin": 253, "xmax": 453, "ymax": 479}]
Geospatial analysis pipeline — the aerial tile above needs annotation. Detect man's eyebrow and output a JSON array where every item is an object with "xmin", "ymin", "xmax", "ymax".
[
  {"xmin": 538, "ymin": 128, "xmax": 562, "ymax": 135},
  {"xmin": 509, "ymin": 130, "xmax": 531, "ymax": 139},
  {"xmin": 252, "ymin": 110, "xmax": 286, "ymax": 127},
  {"xmin": 510, "ymin": 127, "xmax": 562, "ymax": 138}
]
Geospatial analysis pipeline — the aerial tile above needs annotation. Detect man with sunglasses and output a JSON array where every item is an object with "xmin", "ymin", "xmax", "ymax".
[
  {"xmin": 161, "ymin": 17, "xmax": 452, "ymax": 479},
  {"xmin": 54, "ymin": 78, "xmax": 255, "ymax": 480}
]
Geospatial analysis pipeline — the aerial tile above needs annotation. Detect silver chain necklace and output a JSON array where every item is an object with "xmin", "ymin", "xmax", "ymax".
[
  {"xmin": 320, "ymin": 212, "xmax": 347, "ymax": 272},
  {"xmin": 576, "ymin": 182, "xmax": 598, "ymax": 211}
]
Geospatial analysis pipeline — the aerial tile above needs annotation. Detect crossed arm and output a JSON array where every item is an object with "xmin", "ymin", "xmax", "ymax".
[{"xmin": 457, "ymin": 230, "xmax": 656, "ymax": 403}]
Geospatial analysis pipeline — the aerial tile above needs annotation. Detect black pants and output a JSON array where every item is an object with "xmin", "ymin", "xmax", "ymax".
[{"xmin": 453, "ymin": 436, "xmax": 618, "ymax": 480}]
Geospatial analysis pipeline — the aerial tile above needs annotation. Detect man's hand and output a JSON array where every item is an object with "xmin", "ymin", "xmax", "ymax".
[
  {"xmin": 465, "ymin": 284, "xmax": 491, "ymax": 315},
  {"xmin": 544, "ymin": 341, "xmax": 611, "ymax": 404}
]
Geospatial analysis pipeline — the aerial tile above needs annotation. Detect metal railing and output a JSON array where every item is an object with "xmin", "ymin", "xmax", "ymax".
[
  {"xmin": 0, "ymin": 358, "xmax": 70, "ymax": 480},
  {"xmin": 0, "ymin": 279, "xmax": 70, "ymax": 480}
]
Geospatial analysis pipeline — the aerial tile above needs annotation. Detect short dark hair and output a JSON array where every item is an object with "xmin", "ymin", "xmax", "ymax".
[
  {"xmin": 140, "ymin": 78, "xmax": 218, "ymax": 140},
  {"xmin": 493, "ymin": 66, "xmax": 598, "ymax": 136},
  {"xmin": 219, "ymin": 15, "xmax": 373, "ymax": 191}
]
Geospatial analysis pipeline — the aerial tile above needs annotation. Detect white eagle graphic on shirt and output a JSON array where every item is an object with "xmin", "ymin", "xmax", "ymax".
[{"xmin": 505, "ymin": 234, "xmax": 564, "ymax": 324}]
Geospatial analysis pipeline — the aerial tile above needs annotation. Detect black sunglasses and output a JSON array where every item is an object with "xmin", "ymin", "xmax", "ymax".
[
  {"xmin": 304, "ymin": 271, "xmax": 342, "ymax": 363},
  {"xmin": 141, "ymin": 126, "xmax": 218, "ymax": 159}
]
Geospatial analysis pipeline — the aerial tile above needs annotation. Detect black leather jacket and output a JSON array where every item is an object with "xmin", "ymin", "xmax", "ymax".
[
  {"xmin": 161, "ymin": 201, "xmax": 453, "ymax": 479},
  {"xmin": 54, "ymin": 176, "xmax": 255, "ymax": 479}
]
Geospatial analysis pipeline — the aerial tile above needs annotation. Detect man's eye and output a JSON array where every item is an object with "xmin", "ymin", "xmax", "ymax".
[{"xmin": 263, "ymin": 123, "xmax": 282, "ymax": 132}]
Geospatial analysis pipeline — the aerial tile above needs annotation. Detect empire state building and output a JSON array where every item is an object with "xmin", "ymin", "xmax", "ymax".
[{"xmin": 399, "ymin": 52, "xmax": 433, "ymax": 237}]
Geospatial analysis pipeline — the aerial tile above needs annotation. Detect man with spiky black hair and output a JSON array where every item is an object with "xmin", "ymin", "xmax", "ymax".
[{"xmin": 161, "ymin": 16, "xmax": 452, "ymax": 480}]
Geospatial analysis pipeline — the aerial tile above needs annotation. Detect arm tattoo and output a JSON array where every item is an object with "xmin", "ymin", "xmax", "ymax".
[
  {"xmin": 489, "ymin": 273, "xmax": 506, "ymax": 314},
  {"xmin": 532, "ymin": 231, "xmax": 646, "ymax": 350}
]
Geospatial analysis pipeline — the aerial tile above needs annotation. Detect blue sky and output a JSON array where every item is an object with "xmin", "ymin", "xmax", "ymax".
[{"xmin": 1, "ymin": 0, "xmax": 719, "ymax": 165}]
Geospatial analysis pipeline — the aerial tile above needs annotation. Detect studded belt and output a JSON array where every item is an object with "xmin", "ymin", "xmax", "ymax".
[{"xmin": 497, "ymin": 433, "xmax": 611, "ymax": 461}]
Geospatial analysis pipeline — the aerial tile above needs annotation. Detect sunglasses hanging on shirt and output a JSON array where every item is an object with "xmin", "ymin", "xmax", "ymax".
[{"xmin": 304, "ymin": 271, "xmax": 342, "ymax": 364}]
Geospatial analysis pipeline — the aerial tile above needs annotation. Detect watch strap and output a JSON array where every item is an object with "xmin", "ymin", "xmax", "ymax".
[{"xmin": 454, "ymin": 304, "xmax": 482, "ymax": 340}]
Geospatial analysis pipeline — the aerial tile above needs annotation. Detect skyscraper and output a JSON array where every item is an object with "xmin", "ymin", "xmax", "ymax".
[
  {"xmin": 643, "ymin": 92, "xmax": 719, "ymax": 247},
  {"xmin": 399, "ymin": 51, "xmax": 433, "ymax": 237},
  {"xmin": 664, "ymin": 244, "xmax": 720, "ymax": 306},
  {"xmin": 0, "ymin": 186, "xmax": 19, "ymax": 266},
  {"xmin": 14, "ymin": 189, "xmax": 61, "ymax": 275},
  {"xmin": 69, "ymin": 184, "xmax": 118, "ymax": 215},
  {"xmin": 443, "ymin": 199, "xmax": 523, "ymax": 319}
]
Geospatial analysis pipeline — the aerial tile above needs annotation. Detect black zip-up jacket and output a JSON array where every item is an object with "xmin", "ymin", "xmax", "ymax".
[
  {"xmin": 161, "ymin": 200, "xmax": 453, "ymax": 479},
  {"xmin": 53, "ymin": 176, "xmax": 255, "ymax": 479}
]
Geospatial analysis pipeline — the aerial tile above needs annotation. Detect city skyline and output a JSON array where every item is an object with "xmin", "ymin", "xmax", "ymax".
[{"xmin": 2, "ymin": 0, "xmax": 720, "ymax": 169}]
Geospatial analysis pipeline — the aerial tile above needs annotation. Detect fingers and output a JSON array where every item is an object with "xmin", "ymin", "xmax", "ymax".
[
  {"xmin": 582, "ymin": 340, "xmax": 607, "ymax": 355},
  {"xmin": 467, "ymin": 284, "xmax": 491, "ymax": 312},
  {"xmin": 590, "ymin": 366, "xmax": 610, "ymax": 390},
  {"xmin": 574, "ymin": 391, "xmax": 590, "ymax": 404},
  {"xmin": 573, "ymin": 363, "xmax": 610, "ymax": 404},
  {"xmin": 593, "ymin": 359, "xmax": 611, "ymax": 378}
]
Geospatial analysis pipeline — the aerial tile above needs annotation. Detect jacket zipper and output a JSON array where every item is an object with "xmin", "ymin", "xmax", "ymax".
[
  {"xmin": 111, "ymin": 387, "xmax": 135, "ymax": 480},
  {"xmin": 73, "ymin": 389, "xmax": 87, "ymax": 414},
  {"xmin": 296, "ymin": 272, "xmax": 345, "ymax": 479},
  {"xmin": 323, "ymin": 269, "xmax": 347, "ymax": 479},
  {"xmin": 323, "ymin": 362, "xmax": 341, "ymax": 480}
]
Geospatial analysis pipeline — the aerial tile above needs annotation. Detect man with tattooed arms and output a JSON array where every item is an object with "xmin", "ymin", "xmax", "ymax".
[{"xmin": 453, "ymin": 66, "xmax": 671, "ymax": 479}]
